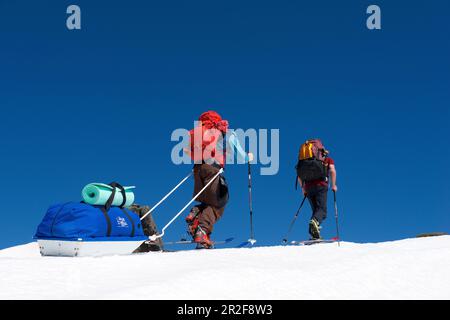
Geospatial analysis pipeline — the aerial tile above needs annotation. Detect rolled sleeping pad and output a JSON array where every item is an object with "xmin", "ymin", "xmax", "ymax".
[{"xmin": 82, "ymin": 183, "xmax": 135, "ymax": 207}]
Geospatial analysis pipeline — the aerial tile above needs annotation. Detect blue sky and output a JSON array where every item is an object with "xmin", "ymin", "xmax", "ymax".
[{"xmin": 0, "ymin": 1, "xmax": 449, "ymax": 249}]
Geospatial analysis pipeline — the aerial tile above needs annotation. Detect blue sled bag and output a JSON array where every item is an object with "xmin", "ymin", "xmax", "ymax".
[
  {"xmin": 34, "ymin": 182, "xmax": 148, "ymax": 257},
  {"xmin": 35, "ymin": 202, "xmax": 146, "ymax": 241}
]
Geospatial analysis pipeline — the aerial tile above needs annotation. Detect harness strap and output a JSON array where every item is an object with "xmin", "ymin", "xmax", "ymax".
[
  {"xmin": 99, "ymin": 207, "xmax": 112, "ymax": 237},
  {"xmin": 121, "ymin": 208, "xmax": 136, "ymax": 237}
]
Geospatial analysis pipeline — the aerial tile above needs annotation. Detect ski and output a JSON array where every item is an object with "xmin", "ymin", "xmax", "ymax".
[
  {"xmin": 290, "ymin": 237, "xmax": 340, "ymax": 246},
  {"xmin": 236, "ymin": 239, "xmax": 257, "ymax": 248},
  {"xmin": 162, "ymin": 237, "xmax": 235, "ymax": 246}
]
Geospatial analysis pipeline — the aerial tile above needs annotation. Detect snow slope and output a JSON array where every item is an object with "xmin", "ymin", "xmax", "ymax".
[{"xmin": 1, "ymin": 236, "xmax": 450, "ymax": 300}]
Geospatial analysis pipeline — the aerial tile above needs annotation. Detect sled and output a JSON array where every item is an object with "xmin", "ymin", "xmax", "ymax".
[{"xmin": 37, "ymin": 237, "xmax": 147, "ymax": 257}]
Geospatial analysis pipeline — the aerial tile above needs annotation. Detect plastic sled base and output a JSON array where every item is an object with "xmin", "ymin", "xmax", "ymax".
[{"xmin": 37, "ymin": 239, "xmax": 146, "ymax": 257}]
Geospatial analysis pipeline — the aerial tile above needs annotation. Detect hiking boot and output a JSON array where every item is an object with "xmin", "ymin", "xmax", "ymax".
[
  {"xmin": 186, "ymin": 207, "xmax": 201, "ymax": 238},
  {"xmin": 187, "ymin": 218, "xmax": 200, "ymax": 238},
  {"xmin": 186, "ymin": 207, "xmax": 201, "ymax": 223},
  {"xmin": 194, "ymin": 227, "xmax": 214, "ymax": 249},
  {"xmin": 196, "ymin": 242, "xmax": 215, "ymax": 250},
  {"xmin": 309, "ymin": 218, "xmax": 322, "ymax": 240}
]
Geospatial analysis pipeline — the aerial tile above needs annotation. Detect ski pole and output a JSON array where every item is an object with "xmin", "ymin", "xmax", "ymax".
[
  {"xmin": 247, "ymin": 161, "xmax": 256, "ymax": 244},
  {"xmin": 333, "ymin": 190, "xmax": 341, "ymax": 247},
  {"xmin": 149, "ymin": 168, "xmax": 224, "ymax": 241},
  {"xmin": 282, "ymin": 195, "xmax": 307, "ymax": 244},
  {"xmin": 140, "ymin": 171, "xmax": 193, "ymax": 221}
]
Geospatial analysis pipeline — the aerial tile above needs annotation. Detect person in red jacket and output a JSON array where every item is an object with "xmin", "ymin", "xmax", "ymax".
[{"xmin": 185, "ymin": 111, "xmax": 253, "ymax": 249}]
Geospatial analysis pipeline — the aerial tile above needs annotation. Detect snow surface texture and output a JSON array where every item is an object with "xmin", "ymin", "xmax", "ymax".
[{"xmin": 1, "ymin": 236, "xmax": 450, "ymax": 300}]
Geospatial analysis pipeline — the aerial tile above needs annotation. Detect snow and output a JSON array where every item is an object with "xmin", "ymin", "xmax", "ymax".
[{"xmin": 1, "ymin": 236, "xmax": 450, "ymax": 300}]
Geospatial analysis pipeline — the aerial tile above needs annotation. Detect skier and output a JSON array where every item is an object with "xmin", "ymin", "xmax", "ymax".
[
  {"xmin": 296, "ymin": 139, "xmax": 337, "ymax": 240},
  {"xmin": 185, "ymin": 110, "xmax": 253, "ymax": 249}
]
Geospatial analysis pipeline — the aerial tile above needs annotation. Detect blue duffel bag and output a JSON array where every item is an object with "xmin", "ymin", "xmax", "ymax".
[
  {"xmin": 35, "ymin": 182, "xmax": 146, "ymax": 242},
  {"xmin": 34, "ymin": 202, "xmax": 146, "ymax": 241}
]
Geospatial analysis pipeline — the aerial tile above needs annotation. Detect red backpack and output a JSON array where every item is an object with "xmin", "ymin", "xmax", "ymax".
[
  {"xmin": 189, "ymin": 126, "xmax": 221, "ymax": 164},
  {"xmin": 189, "ymin": 111, "xmax": 229, "ymax": 166}
]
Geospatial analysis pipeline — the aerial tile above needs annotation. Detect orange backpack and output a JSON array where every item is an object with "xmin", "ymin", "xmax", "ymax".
[
  {"xmin": 296, "ymin": 139, "xmax": 329, "ymax": 188},
  {"xmin": 298, "ymin": 139, "xmax": 327, "ymax": 161}
]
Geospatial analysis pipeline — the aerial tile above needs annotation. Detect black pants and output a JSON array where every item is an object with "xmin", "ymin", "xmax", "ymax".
[{"xmin": 306, "ymin": 185, "xmax": 328, "ymax": 225}]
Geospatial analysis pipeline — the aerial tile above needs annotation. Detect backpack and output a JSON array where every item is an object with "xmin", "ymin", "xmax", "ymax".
[
  {"xmin": 296, "ymin": 139, "xmax": 329, "ymax": 188},
  {"xmin": 189, "ymin": 125, "xmax": 224, "ymax": 164}
]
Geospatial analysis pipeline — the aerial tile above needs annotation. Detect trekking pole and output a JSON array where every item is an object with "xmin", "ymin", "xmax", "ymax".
[
  {"xmin": 140, "ymin": 171, "xmax": 193, "ymax": 221},
  {"xmin": 282, "ymin": 195, "xmax": 307, "ymax": 244},
  {"xmin": 247, "ymin": 161, "xmax": 256, "ymax": 245},
  {"xmin": 333, "ymin": 191, "xmax": 341, "ymax": 247},
  {"xmin": 149, "ymin": 168, "xmax": 224, "ymax": 241}
]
